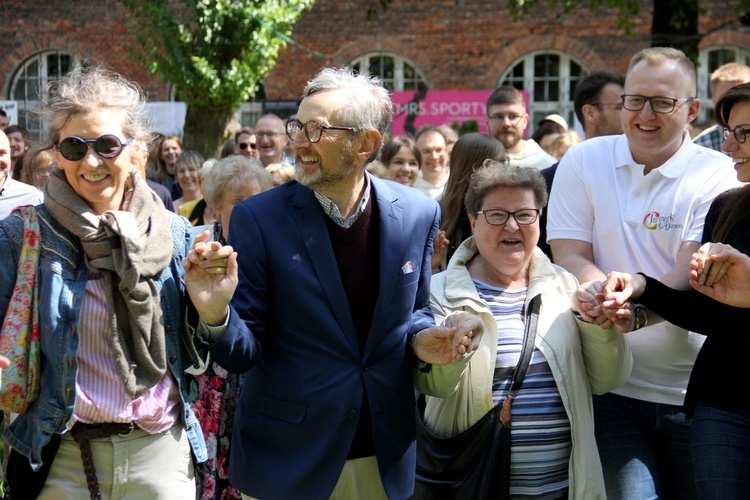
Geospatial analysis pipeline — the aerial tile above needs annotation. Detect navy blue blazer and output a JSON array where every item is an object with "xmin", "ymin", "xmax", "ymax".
[{"xmin": 212, "ymin": 175, "xmax": 440, "ymax": 499}]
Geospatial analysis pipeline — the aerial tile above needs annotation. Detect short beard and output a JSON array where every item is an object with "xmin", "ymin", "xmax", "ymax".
[{"xmin": 295, "ymin": 144, "xmax": 356, "ymax": 190}]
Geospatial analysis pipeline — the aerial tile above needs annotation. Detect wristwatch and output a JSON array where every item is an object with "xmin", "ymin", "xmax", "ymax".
[{"xmin": 633, "ymin": 304, "xmax": 648, "ymax": 331}]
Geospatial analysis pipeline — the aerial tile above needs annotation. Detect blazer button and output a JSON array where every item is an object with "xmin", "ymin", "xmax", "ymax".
[
  {"xmin": 346, "ymin": 410, "xmax": 358, "ymax": 420},
  {"xmin": 170, "ymin": 355, "xmax": 177, "ymax": 363},
  {"xmin": 362, "ymin": 363, "xmax": 370, "ymax": 371}
]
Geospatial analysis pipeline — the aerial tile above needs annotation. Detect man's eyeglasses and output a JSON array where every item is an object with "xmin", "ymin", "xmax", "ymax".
[
  {"xmin": 620, "ymin": 94, "xmax": 694, "ymax": 114},
  {"xmin": 238, "ymin": 142, "xmax": 257, "ymax": 150},
  {"xmin": 487, "ymin": 113, "xmax": 524, "ymax": 124},
  {"xmin": 724, "ymin": 126, "xmax": 750, "ymax": 144},
  {"xmin": 476, "ymin": 208, "xmax": 539, "ymax": 226},
  {"xmin": 285, "ymin": 120, "xmax": 356, "ymax": 143},
  {"xmin": 56, "ymin": 135, "xmax": 133, "ymax": 162}
]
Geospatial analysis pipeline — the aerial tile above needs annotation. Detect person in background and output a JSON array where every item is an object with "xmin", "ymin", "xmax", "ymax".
[
  {"xmin": 0, "ymin": 109, "xmax": 9, "ymax": 131},
  {"xmin": 693, "ymin": 62, "xmax": 750, "ymax": 152},
  {"xmin": 0, "ymin": 129, "xmax": 44, "ymax": 219},
  {"xmin": 233, "ymin": 127, "xmax": 258, "ymax": 160},
  {"xmin": 254, "ymin": 114, "xmax": 290, "ymax": 167},
  {"xmin": 549, "ymin": 130, "xmax": 583, "ymax": 161},
  {"xmin": 21, "ymin": 145, "xmax": 57, "ymax": 191},
  {"xmin": 173, "ymin": 150, "xmax": 205, "ymax": 214},
  {"xmin": 147, "ymin": 135, "xmax": 184, "ymax": 199},
  {"xmin": 191, "ymin": 154, "xmax": 272, "ymax": 499},
  {"xmin": 418, "ymin": 162, "xmax": 631, "ymax": 498},
  {"xmin": 414, "ymin": 125, "xmax": 450, "ymax": 200},
  {"xmin": 6, "ymin": 124, "xmax": 30, "ymax": 181},
  {"xmin": 196, "ymin": 66, "xmax": 483, "ymax": 499},
  {"xmin": 437, "ymin": 124, "xmax": 458, "ymax": 159},
  {"xmin": 265, "ymin": 161, "xmax": 295, "ymax": 187},
  {"xmin": 547, "ymin": 47, "xmax": 740, "ymax": 500},
  {"xmin": 531, "ymin": 113, "xmax": 567, "ymax": 155},
  {"xmin": 485, "ymin": 86, "xmax": 556, "ymax": 170},
  {"xmin": 381, "ymin": 135, "xmax": 421, "ymax": 187},
  {"xmin": 433, "ymin": 132, "xmax": 506, "ymax": 272},
  {"xmin": 0, "ymin": 66, "xmax": 236, "ymax": 499}
]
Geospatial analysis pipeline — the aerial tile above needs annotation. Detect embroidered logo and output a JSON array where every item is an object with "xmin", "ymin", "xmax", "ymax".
[{"xmin": 643, "ymin": 211, "xmax": 683, "ymax": 231}]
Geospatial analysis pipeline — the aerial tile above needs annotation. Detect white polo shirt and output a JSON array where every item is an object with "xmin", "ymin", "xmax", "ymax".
[
  {"xmin": 547, "ymin": 131, "xmax": 741, "ymax": 405},
  {"xmin": 0, "ymin": 177, "xmax": 44, "ymax": 221},
  {"xmin": 506, "ymin": 139, "xmax": 557, "ymax": 170}
]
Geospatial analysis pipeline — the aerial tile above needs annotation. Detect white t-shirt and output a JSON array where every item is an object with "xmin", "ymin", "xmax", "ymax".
[
  {"xmin": 413, "ymin": 171, "xmax": 449, "ymax": 201},
  {"xmin": 547, "ymin": 131, "xmax": 741, "ymax": 405},
  {"xmin": 0, "ymin": 177, "xmax": 44, "ymax": 221},
  {"xmin": 506, "ymin": 139, "xmax": 557, "ymax": 170}
]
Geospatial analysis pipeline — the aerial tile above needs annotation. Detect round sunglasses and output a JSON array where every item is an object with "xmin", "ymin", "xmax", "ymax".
[{"xmin": 56, "ymin": 134, "xmax": 134, "ymax": 161}]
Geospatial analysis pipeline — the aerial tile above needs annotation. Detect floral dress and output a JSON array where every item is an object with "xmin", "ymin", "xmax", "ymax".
[{"xmin": 189, "ymin": 353, "xmax": 243, "ymax": 499}]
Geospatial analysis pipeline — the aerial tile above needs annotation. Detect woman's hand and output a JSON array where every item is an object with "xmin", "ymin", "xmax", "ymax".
[
  {"xmin": 573, "ymin": 280, "xmax": 613, "ymax": 329},
  {"xmin": 183, "ymin": 230, "xmax": 238, "ymax": 325},
  {"xmin": 431, "ymin": 230, "xmax": 449, "ymax": 273},
  {"xmin": 689, "ymin": 244, "xmax": 750, "ymax": 307},
  {"xmin": 413, "ymin": 312, "xmax": 484, "ymax": 365}
]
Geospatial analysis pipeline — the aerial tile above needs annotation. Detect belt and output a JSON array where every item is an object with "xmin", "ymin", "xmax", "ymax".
[{"xmin": 71, "ymin": 422, "xmax": 141, "ymax": 500}]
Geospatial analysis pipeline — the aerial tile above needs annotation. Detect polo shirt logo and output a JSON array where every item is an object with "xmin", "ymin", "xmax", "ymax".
[{"xmin": 643, "ymin": 211, "xmax": 682, "ymax": 231}]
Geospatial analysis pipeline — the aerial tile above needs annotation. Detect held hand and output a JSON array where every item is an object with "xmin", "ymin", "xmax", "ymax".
[
  {"xmin": 689, "ymin": 245, "xmax": 750, "ymax": 307},
  {"xmin": 413, "ymin": 312, "xmax": 483, "ymax": 365},
  {"xmin": 690, "ymin": 242, "xmax": 732, "ymax": 287},
  {"xmin": 0, "ymin": 355, "xmax": 9, "ymax": 369},
  {"xmin": 573, "ymin": 280, "xmax": 613, "ymax": 329},
  {"xmin": 182, "ymin": 230, "xmax": 238, "ymax": 325}
]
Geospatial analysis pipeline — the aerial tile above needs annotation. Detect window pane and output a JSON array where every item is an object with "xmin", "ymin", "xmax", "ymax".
[{"xmin": 369, "ymin": 56, "xmax": 382, "ymax": 78}]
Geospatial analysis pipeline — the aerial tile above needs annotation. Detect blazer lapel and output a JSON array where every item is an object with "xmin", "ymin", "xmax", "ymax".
[{"xmin": 291, "ymin": 185, "xmax": 360, "ymax": 354}]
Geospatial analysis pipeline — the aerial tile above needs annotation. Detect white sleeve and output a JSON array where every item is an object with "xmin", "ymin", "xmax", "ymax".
[{"xmin": 546, "ymin": 145, "xmax": 594, "ymax": 244}]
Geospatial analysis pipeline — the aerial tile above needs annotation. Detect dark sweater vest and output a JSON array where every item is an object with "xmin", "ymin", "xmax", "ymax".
[{"xmin": 324, "ymin": 197, "xmax": 380, "ymax": 460}]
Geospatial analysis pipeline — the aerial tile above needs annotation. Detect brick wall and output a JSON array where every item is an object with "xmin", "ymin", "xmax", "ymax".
[{"xmin": 1, "ymin": 0, "xmax": 746, "ymax": 105}]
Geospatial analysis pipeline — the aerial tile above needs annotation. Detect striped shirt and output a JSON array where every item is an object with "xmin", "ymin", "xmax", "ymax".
[
  {"xmin": 70, "ymin": 272, "xmax": 180, "ymax": 433},
  {"xmin": 475, "ymin": 279, "xmax": 571, "ymax": 499}
]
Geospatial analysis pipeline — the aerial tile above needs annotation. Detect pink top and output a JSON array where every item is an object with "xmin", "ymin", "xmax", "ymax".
[{"xmin": 70, "ymin": 272, "xmax": 179, "ymax": 434}]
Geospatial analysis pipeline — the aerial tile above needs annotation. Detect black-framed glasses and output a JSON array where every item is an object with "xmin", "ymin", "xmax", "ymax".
[
  {"xmin": 487, "ymin": 113, "xmax": 524, "ymax": 124},
  {"xmin": 477, "ymin": 208, "xmax": 539, "ymax": 226},
  {"xmin": 238, "ymin": 142, "xmax": 257, "ymax": 150},
  {"xmin": 620, "ymin": 94, "xmax": 694, "ymax": 114},
  {"xmin": 56, "ymin": 134, "xmax": 133, "ymax": 161},
  {"xmin": 285, "ymin": 119, "xmax": 356, "ymax": 143},
  {"xmin": 724, "ymin": 126, "xmax": 750, "ymax": 144}
]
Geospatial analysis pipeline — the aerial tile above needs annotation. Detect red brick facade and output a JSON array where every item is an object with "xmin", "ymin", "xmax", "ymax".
[{"xmin": 1, "ymin": 0, "xmax": 747, "ymax": 113}]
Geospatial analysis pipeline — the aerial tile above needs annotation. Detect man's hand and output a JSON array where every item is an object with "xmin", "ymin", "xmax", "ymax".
[
  {"xmin": 412, "ymin": 311, "xmax": 484, "ymax": 365},
  {"xmin": 574, "ymin": 280, "xmax": 614, "ymax": 329},
  {"xmin": 598, "ymin": 272, "xmax": 648, "ymax": 334},
  {"xmin": 431, "ymin": 230, "xmax": 450, "ymax": 273},
  {"xmin": 182, "ymin": 230, "xmax": 238, "ymax": 325},
  {"xmin": 689, "ymin": 243, "xmax": 750, "ymax": 307}
]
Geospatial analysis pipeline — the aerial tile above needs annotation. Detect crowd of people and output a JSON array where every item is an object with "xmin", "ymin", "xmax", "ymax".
[{"xmin": 0, "ymin": 47, "xmax": 748, "ymax": 500}]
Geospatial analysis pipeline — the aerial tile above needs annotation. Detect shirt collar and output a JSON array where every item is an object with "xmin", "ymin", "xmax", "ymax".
[{"xmin": 313, "ymin": 173, "xmax": 372, "ymax": 229}]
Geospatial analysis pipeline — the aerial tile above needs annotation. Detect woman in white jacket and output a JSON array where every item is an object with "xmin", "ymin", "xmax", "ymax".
[{"xmin": 414, "ymin": 161, "xmax": 632, "ymax": 499}]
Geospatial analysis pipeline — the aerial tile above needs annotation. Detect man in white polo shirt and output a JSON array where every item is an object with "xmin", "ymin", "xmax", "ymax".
[
  {"xmin": 547, "ymin": 47, "xmax": 740, "ymax": 499},
  {"xmin": 0, "ymin": 130, "xmax": 43, "ymax": 220}
]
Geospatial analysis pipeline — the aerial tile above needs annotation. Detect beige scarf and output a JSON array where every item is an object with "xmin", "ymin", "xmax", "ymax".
[{"xmin": 44, "ymin": 169, "xmax": 173, "ymax": 397}]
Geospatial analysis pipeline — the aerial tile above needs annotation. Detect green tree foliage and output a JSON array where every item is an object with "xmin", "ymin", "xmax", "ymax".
[{"xmin": 122, "ymin": 0, "xmax": 315, "ymax": 158}]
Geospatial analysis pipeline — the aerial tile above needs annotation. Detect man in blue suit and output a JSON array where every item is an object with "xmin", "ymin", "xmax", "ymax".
[{"xmin": 195, "ymin": 67, "xmax": 483, "ymax": 499}]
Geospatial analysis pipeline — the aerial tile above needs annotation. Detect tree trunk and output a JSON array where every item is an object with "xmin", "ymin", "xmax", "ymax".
[
  {"xmin": 182, "ymin": 104, "xmax": 237, "ymax": 160},
  {"xmin": 651, "ymin": 0, "xmax": 700, "ymax": 63}
]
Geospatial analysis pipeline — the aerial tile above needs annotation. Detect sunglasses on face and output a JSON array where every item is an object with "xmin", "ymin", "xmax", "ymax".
[
  {"xmin": 56, "ymin": 135, "xmax": 133, "ymax": 162},
  {"xmin": 238, "ymin": 142, "xmax": 257, "ymax": 150}
]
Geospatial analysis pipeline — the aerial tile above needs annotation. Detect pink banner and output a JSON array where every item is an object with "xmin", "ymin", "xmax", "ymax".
[{"xmin": 391, "ymin": 90, "xmax": 493, "ymax": 136}]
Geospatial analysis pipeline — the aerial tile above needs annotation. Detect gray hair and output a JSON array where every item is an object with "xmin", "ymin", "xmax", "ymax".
[
  {"xmin": 464, "ymin": 160, "xmax": 548, "ymax": 216},
  {"xmin": 43, "ymin": 66, "xmax": 151, "ymax": 151},
  {"xmin": 303, "ymin": 67, "xmax": 393, "ymax": 139},
  {"xmin": 201, "ymin": 155, "xmax": 272, "ymax": 209}
]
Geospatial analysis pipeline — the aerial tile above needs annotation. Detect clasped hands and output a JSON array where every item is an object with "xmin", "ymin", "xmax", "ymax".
[{"xmin": 412, "ymin": 311, "xmax": 484, "ymax": 365}]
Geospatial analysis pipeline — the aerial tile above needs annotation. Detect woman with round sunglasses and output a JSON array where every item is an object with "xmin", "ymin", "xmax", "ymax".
[
  {"xmin": 587, "ymin": 82, "xmax": 750, "ymax": 499},
  {"xmin": 0, "ymin": 67, "xmax": 238, "ymax": 498}
]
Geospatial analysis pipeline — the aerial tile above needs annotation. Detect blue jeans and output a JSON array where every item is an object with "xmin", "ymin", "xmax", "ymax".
[
  {"xmin": 593, "ymin": 392, "xmax": 696, "ymax": 500},
  {"xmin": 691, "ymin": 404, "xmax": 750, "ymax": 500}
]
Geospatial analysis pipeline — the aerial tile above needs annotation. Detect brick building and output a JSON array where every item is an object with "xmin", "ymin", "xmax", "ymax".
[{"xmin": 1, "ymin": 0, "xmax": 747, "ymax": 140}]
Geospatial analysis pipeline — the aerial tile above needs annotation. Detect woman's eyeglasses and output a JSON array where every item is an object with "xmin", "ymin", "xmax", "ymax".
[{"xmin": 56, "ymin": 135, "xmax": 133, "ymax": 161}]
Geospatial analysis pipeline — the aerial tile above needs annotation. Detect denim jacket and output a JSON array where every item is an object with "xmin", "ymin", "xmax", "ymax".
[{"xmin": 0, "ymin": 205, "xmax": 207, "ymax": 471}]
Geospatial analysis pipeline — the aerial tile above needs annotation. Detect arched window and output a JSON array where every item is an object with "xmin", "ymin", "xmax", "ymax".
[
  {"xmin": 697, "ymin": 45, "xmax": 750, "ymax": 122},
  {"xmin": 349, "ymin": 52, "xmax": 428, "ymax": 92},
  {"xmin": 498, "ymin": 51, "xmax": 588, "ymax": 134},
  {"xmin": 10, "ymin": 51, "xmax": 81, "ymax": 140}
]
